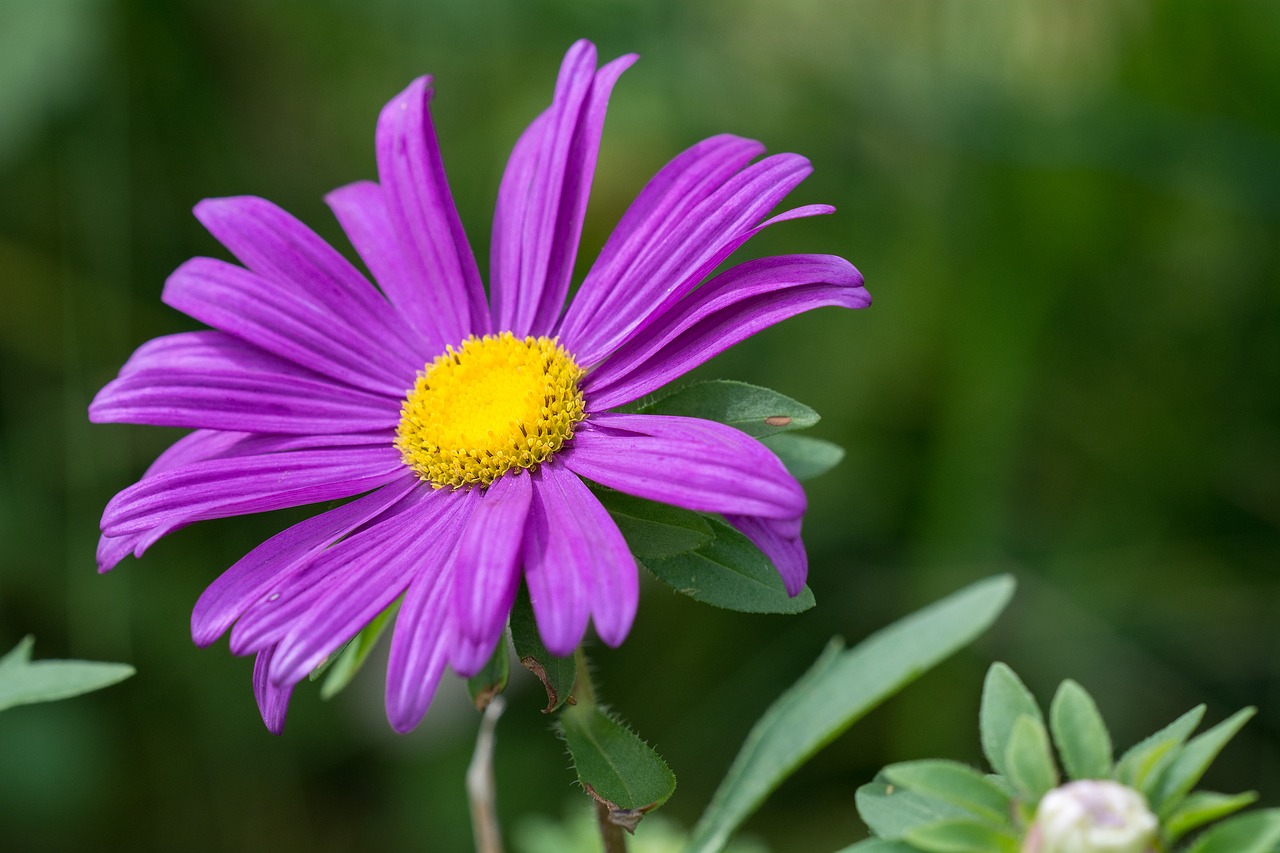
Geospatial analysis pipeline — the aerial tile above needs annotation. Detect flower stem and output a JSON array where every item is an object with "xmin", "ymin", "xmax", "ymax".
[
  {"xmin": 467, "ymin": 694, "xmax": 506, "ymax": 853},
  {"xmin": 574, "ymin": 647, "xmax": 628, "ymax": 853}
]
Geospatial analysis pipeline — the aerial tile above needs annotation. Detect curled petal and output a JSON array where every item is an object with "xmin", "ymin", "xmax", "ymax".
[
  {"xmin": 563, "ymin": 413, "xmax": 805, "ymax": 524},
  {"xmin": 584, "ymin": 254, "xmax": 868, "ymax": 408},
  {"xmin": 376, "ymin": 76, "xmax": 488, "ymax": 342},
  {"xmin": 725, "ymin": 513, "xmax": 808, "ymax": 597}
]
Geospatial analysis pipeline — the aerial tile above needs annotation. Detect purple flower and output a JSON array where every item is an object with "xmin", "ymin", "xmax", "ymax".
[{"xmin": 90, "ymin": 40, "xmax": 869, "ymax": 734}]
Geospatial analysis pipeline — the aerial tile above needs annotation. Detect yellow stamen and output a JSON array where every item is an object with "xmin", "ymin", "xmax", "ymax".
[{"xmin": 396, "ymin": 332, "xmax": 586, "ymax": 489}]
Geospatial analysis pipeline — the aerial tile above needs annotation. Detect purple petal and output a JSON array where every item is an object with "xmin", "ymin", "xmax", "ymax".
[
  {"xmin": 525, "ymin": 462, "xmax": 637, "ymax": 651},
  {"xmin": 262, "ymin": 489, "xmax": 474, "ymax": 687},
  {"xmin": 449, "ymin": 472, "xmax": 533, "ymax": 675},
  {"xmin": 101, "ymin": 444, "xmax": 406, "ymax": 553},
  {"xmin": 194, "ymin": 196, "xmax": 425, "ymax": 365},
  {"xmin": 252, "ymin": 645, "xmax": 294, "ymax": 735},
  {"xmin": 90, "ymin": 331, "xmax": 399, "ymax": 434},
  {"xmin": 191, "ymin": 473, "xmax": 419, "ymax": 646},
  {"xmin": 560, "ymin": 143, "xmax": 823, "ymax": 364},
  {"xmin": 164, "ymin": 257, "xmax": 419, "ymax": 397},
  {"xmin": 563, "ymin": 413, "xmax": 805, "ymax": 524},
  {"xmin": 385, "ymin": 547, "xmax": 458, "ymax": 732},
  {"xmin": 325, "ymin": 180, "xmax": 445, "ymax": 354},
  {"xmin": 491, "ymin": 42, "xmax": 636, "ymax": 337},
  {"xmin": 725, "ymin": 513, "xmax": 808, "ymax": 597},
  {"xmin": 376, "ymin": 76, "xmax": 488, "ymax": 344},
  {"xmin": 583, "ymin": 254, "xmax": 868, "ymax": 408}
]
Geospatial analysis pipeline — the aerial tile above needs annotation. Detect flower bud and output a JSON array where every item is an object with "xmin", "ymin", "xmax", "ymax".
[{"xmin": 1023, "ymin": 780, "xmax": 1158, "ymax": 853}]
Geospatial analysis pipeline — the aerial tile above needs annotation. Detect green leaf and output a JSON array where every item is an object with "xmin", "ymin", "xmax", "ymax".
[
  {"xmin": 559, "ymin": 703, "xmax": 676, "ymax": 822},
  {"xmin": 1151, "ymin": 707, "xmax": 1255, "ymax": 813},
  {"xmin": 466, "ymin": 638, "xmax": 510, "ymax": 711},
  {"xmin": 882, "ymin": 760, "xmax": 1012, "ymax": 824},
  {"xmin": 686, "ymin": 574, "xmax": 1016, "ymax": 853},
  {"xmin": 1049, "ymin": 679, "xmax": 1113, "ymax": 780},
  {"xmin": 760, "ymin": 433, "xmax": 845, "ymax": 481},
  {"xmin": 0, "ymin": 636, "xmax": 134, "ymax": 712},
  {"xmin": 857, "ymin": 780, "xmax": 976, "ymax": 839},
  {"xmin": 636, "ymin": 379, "xmax": 819, "ymax": 438},
  {"xmin": 318, "ymin": 602, "xmax": 399, "ymax": 700},
  {"xmin": 509, "ymin": 587, "xmax": 575, "ymax": 713},
  {"xmin": 902, "ymin": 819, "xmax": 1019, "ymax": 853},
  {"xmin": 1004, "ymin": 714, "xmax": 1058, "ymax": 801},
  {"xmin": 979, "ymin": 663, "xmax": 1043, "ymax": 778},
  {"xmin": 1183, "ymin": 808, "xmax": 1280, "ymax": 853},
  {"xmin": 594, "ymin": 489, "xmax": 713, "ymax": 560},
  {"xmin": 644, "ymin": 517, "xmax": 816, "ymax": 614},
  {"xmin": 1114, "ymin": 705, "xmax": 1205, "ymax": 794},
  {"xmin": 1164, "ymin": 790, "xmax": 1259, "ymax": 844}
]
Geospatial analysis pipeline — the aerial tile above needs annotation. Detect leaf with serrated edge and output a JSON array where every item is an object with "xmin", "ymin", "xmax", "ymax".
[
  {"xmin": 1151, "ymin": 707, "xmax": 1255, "ymax": 813},
  {"xmin": 319, "ymin": 601, "xmax": 399, "ymax": 700},
  {"xmin": 1183, "ymin": 808, "xmax": 1280, "ymax": 853},
  {"xmin": 645, "ymin": 517, "xmax": 814, "ymax": 614},
  {"xmin": 636, "ymin": 379, "xmax": 818, "ymax": 438},
  {"xmin": 1164, "ymin": 790, "xmax": 1259, "ymax": 844},
  {"xmin": 1115, "ymin": 705, "xmax": 1205, "ymax": 794},
  {"xmin": 1050, "ymin": 679, "xmax": 1113, "ymax": 780},
  {"xmin": 903, "ymin": 818, "xmax": 1020, "ymax": 853},
  {"xmin": 559, "ymin": 704, "xmax": 675, "ymax": 819},
  {"xmin": 686, "ymin": 575, "xmax": 1016, "ymax": 853},
  {"xmin": 0, "ymin": 636, "xmax": 134, "ymax": 712},
  {"xmin": 594, "ymin": 488, "xmax": 713, "ymax": 560},
  {"xmin": 980, "ymin": 663, "xmax": 1043, "ymax": 778},
  {"xmin": 856, "ymin": 780, "xmax": 976, "ymax": 840},
  {"xmin": 883, "ymin": 760, "xmax": 1012, "ymax": 824},
  {"xmin": 760, "ymin": 433, "xmax": 845, "ymax": 481},
  {"xmin": 509, "ymin": 587, "xmax": 574, "ymax": 713},
  {"xmin": 1004, "ymin": 714, "xmax": 1059, "ymax": 801}
]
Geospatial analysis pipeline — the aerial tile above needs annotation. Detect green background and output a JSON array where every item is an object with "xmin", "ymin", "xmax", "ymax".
[{"xmin": 1, "ymin": 1, "xmax": 1277, "ymax": 850}]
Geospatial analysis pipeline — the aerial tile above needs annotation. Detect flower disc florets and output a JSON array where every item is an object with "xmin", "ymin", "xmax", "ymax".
[{"xmin": 396, "ymin": 332, "xmax": 586, "ymax": 488}]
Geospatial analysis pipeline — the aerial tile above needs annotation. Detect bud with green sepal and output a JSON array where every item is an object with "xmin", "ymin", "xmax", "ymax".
[{"xmin": 844, "ymin": 663, "xmax": 1276, "ymax": 853}]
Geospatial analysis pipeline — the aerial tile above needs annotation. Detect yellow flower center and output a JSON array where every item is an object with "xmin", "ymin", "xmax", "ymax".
[{"xmin": 396, "ymin": 332, "xmax": 587, "ymax": 489}]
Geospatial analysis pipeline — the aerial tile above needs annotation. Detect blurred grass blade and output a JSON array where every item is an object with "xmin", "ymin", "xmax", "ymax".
[
  {"xmin": 685, "ymin": 574, "xmax": 1015, "ymax": 853},
  {"xmin": 0, "ymin": 635, "xmax": 134, "ymax": 712}
]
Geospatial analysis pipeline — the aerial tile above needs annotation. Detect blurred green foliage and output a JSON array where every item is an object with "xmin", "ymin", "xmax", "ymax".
[{"xmin": 1, "ymin": 1, "xmax": 1277, "ymax": 851}]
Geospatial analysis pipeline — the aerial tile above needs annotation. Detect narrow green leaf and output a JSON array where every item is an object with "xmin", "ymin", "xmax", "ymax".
[
  {"xmin": 882, "ymin": 760, "xmax": 1012, "ymax": 824},
  {"xmin": 0, "ymin": 636, "xmax": 134, "ymax": 712},
  {"xmin": 636, "ymin": 379, "xmax": 819, "ymax": 438},
  {"xmin": 318, "ymin": 601, "xmax": 399, "ymax": 700},
  {"xmin": 594, "ymin": 488, "xmax": 713, "ymax": 560},
  {"xmin": 903, "ymin": 818, "xmax": 1019, "ymax": 853},
  {"xmin": 856, "ymin": 780, "xmax": 976, "ymax": 840},
  {"xmin": 559, "ymin": 703, "xmax": 676, "ymax": 818},
  {"xmin": 466, "ymin": 638, "xmax": 510, "ymax": 711},
  {"xmin": 686, "ymin": 575, "xmax": 1016, "ymax": 853},
  {"xmin": 760, "ymin": 433, "xmax": 845, "ymax": 481},
  {"xmin": 644, "ymin": 517, "xmax": 815, "ymax": 614},
  {"xmin": 1114, "ymin": 705, "xmax": 1205, "ymax": 793},
  {"xmin": 980, "ymin": 663, "xmax": 1043, "ymax": 778},
  {"xmin": 1164, "ymin": 790, "xmax": 1259, "ymax": 844},
  {"xmin": 1004, "ymin": 714, "xmax": 1058, "ymax": 801},
  {"xmin": 1049, "ymin": 679, "xmax": 1113, "ymax": 780},
  {"xmin": 1183, "ymin": 808, "xmax": 1280, "ymax": 853},
  {"xmin": 1152, "ymin": 707, "xmax": 1255, "ymax": 813},
  {"xmin": 509, "ymin": 587, "xmax": 575, "ymax": 712}
]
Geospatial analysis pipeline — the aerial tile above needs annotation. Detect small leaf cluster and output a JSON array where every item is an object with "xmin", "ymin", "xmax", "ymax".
[{"xmin": 847, "ymin": 663, "xmax": 1277, "ymax": 853}]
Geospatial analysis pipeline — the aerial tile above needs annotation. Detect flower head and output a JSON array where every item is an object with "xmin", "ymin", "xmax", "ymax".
[
  {"xmin": 1024, "ymin": 781, "xmax": 1158, "ymax": 853},
  {"xmin": 90, "ymin": 40, "xmax": 869, "ymax": 733}
]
